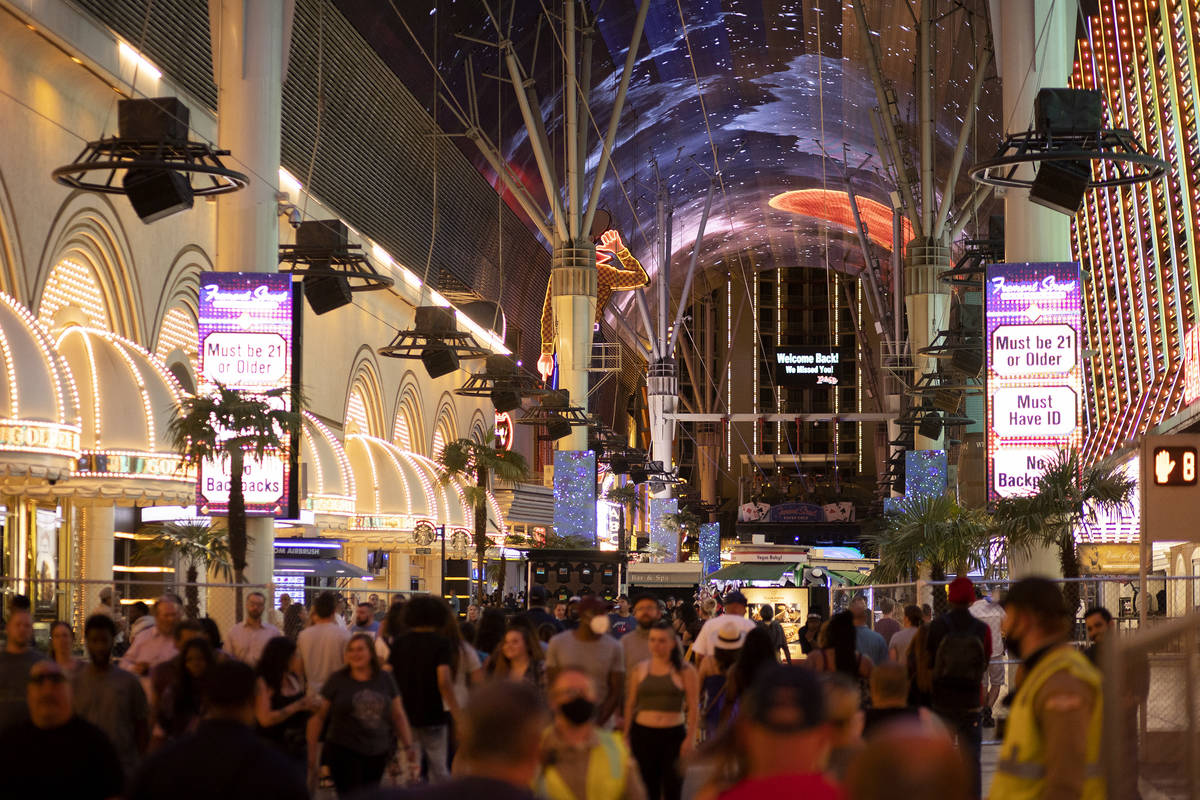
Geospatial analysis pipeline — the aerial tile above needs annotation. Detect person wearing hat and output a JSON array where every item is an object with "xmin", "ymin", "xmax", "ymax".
[
  {"xmin": 698, "ymin": 620, "xmax": 747, "ymax": 740},
  {"xmin": 522, "ymin": 585, "xmax": 562, "ymax": 635},
  {"xmin": 691, "ymin": 590, "xmax": 757, "ymax": 661},
  {"xmin": 545, "ymin": 596, "xmax": 625, "ymax": 726},
  {"xmin": 707, "ymin": 664, "xmax": 841, "ymax": 800},
  {"xmin": 990, "ymin": 578, "xmax": 1104, "ymax": 800},
  {"xmin": 925, "ymin": 576, "xmax": 991, "ymax": 799}
]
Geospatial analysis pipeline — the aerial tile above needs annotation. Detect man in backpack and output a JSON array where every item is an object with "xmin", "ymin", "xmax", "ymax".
[{"xmin": 926, "ymin": 576, "xmax": 991, "ymax": 799}]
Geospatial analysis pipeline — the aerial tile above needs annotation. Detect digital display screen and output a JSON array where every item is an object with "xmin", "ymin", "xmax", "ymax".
[
  {"xmin": 649, "ymin": 497, "xmax": 678, "ymax": 562},
  {"xmin": 554, "ymin": 450, "xmax": 597, "ymax": 545},
  {"xmin": 699, "ymin": 522, "xmax": 720, "ymax": 576},
  {"xmin": 197, "ymin": 272, "xmax": 296, "ymax": 517},
  {"xmin": 905, "ymin": 450, "xmax": 948, "ymax": 499},
  {"xmin": 772, "ymin": 347, "xmax": 847, "ymax": 387},
  {"xmin": 985, "ymin": 262, "xmax": 1082, "ymax": 504}
]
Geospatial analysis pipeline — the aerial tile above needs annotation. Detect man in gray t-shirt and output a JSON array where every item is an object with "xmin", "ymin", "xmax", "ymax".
[
  {"xmin": 545, "ymin": 597, "xmax": 624, "ymax": 724},
  {"xmin": 74, "ymin": 614, "xmax": 149, "ymax": 776},
  {"xmin": 0, "ymin": 607, "xmax": 44, "ymax": 733}
]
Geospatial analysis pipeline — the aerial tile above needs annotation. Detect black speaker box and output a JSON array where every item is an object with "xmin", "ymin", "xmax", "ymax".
[
  {"xmin": 1033, "ymin": 88, "xmax": 1103, "ymax": 137},
  {"xmin": 485, "ymin": 354, "xmax": 517, "ymax": 376},
  {"xmin": 118, "ymin": 97, "xmax": 190, "ymax": 142},
  {"xmin": 296, "ymin": 219, "xmax": 348, "ymax": 250},
  {"xmin": 122, "ymin": 168, "xmax": 193, "ymax": 223},
  {"xmin": 918, "ymin": 411, "xmax": 943, "ymax": 440},
  {"xmin": 490, "ymin": 388, "xmax": 522, "ymax": 413},
  {"xmin": 303, "ymin": 273, "xmax": 353, "ymax": 315},
  {"xmin": 609, "ymin": 455, "xmax": 630, "ymax": 474},
  {"xmin": 1029, "ymin": 159, "xmax": 1091, "ymax": 216},
  {"xmin": 544, "ymin": 413, "xmax": 572, "ymax": 441},
  {"xmin": 415, "ymin": 306, "xmax": 457, "ymax": 333},
  {"xmin": 422, "ymin": 343, "xmax": 460, "ymax": 378},
  {"xmin": 629, "ymin": 467, "xmax": 648, "ymax": 484}
]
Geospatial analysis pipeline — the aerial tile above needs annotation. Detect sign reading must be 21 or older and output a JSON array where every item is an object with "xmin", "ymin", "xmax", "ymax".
[
  {"xmin": 197, "ymin": 272, "xmax": 297, "ymax": 517},
  {"xmin": 985, "ymin": 262, "xmax": 1083, "ymax": 505}
]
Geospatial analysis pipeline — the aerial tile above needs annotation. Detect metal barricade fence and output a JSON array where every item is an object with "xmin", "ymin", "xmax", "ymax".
[
  {"xmin": 0, "ymin": 576, "xmax": 269, "ymax": 652},
  {"xmin": 1102, "ymin": 611, "xmax": 1200, "ymax": 800}
]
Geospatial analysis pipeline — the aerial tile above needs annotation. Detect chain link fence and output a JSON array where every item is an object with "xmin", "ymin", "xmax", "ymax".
[{"xmin": 1102, "ymin": 611, "xmax": 1200, "ymax": 799}]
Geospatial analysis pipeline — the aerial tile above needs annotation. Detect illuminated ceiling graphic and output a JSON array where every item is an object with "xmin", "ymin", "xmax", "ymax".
[{"xmin": 337, "ymin": 0, "xmax": 999, "ymax": 300}]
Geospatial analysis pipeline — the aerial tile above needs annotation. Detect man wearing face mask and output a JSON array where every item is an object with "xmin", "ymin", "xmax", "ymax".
[
  {"xmin": 990, "ymin": 578, "xmax": 1104, "ymax": 800},
  {"xmin": 621, "ymin": 594, "xmax": 663, "ymax": 675},
  {"xmin": 536, "ymin": 668, "xmax": 647, "ymax": 800},
  {"xmin": 546, "ymin": 597, "xmax": 625, "ymax": 726}
]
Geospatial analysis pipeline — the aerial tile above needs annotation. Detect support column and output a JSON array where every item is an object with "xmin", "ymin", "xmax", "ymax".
[
  {"xmin": 648, "ymin": 358, "xmax": 678, "ymax": 499},
  {"xmin": 83, "ymin": 502, "xmax": 115, "ymax": 615},
  {"xmin": 551, "ymin": 240, "xmax": 598, "ymax": 451},
  {"xmin": 905, "ymin": 239, "xmax": 952, "ymax": 450},
  {"xmin": 212, "ymin": 0, "xmax": 290, "ymax": 597},
  {"xmin": 696, "ymin": 422, "xmax": 720, "ymax": 509},
  {"xmin": 391, "ymin": 550, "xmax": 411, "ymax": 594},
  {"xmin": 996, "ymin": 0, "xmax": 1075, "ymax": 578}
]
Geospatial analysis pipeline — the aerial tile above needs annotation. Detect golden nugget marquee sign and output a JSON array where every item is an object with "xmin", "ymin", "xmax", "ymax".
[
  {"xmin": 352, "ymin": 514, "xmax": 418, "ymax": 531},
  {"xmin": 0, "ymin": 421, "xmax": 80, "ymax": 455}
]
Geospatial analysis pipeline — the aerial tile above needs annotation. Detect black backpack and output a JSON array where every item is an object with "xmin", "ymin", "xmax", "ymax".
[{"xmin": 932, "ymin": 616, "xmax": 988, "ymax": 695}]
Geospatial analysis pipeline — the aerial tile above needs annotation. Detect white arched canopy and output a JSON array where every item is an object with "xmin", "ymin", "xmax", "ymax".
[
  {"xmin": 47, "ymin": 326, "xmax": 192, "ymax": 502},
  {"xmin": 344, "ymin": 434, "xmax": 506, "ymax": 544},
  {"xmin": 300, "ymin": 411, "xmax": 355, "ymax": 529},
  {"xmin": 0, "ymin": 292, "xmax": 80, "ymax": 488}
]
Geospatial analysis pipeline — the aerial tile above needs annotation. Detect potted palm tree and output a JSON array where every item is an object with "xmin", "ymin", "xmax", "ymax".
[
  {"xmin": 994, "ymin": 448, "xmax": 1134, "ymax": 616},
  {"xmin": 437, "ymin": 435, "xmax": 530, "ymax": 603},
  {"xmin": 866, "ymin": 494, "xmax": 994, "ymax": 613},
  {"xmin": 135, "ymin": 520, "xmax": 232, "ymax": 620},
  {"xmin": 169, "ymin": 383, "xmax": 299, "ymax": 615}
]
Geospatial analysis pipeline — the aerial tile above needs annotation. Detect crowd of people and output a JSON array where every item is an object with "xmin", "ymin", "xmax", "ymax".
[{"xmin": 0, "ymin": 575, "xmax": 1128, "ymax": 799}]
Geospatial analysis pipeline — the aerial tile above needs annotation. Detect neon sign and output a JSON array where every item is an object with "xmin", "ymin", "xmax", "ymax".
[
  {"xmin": 197, "ymin": 272, "xmax": 297, "ymax": 517},
  {"xmin": 985, "ymin": 262, "xmax": 1083, "ymax": 504},
  {"xmin": 494, "ymin": 411, "xmax": 514, "ymax": 451}
]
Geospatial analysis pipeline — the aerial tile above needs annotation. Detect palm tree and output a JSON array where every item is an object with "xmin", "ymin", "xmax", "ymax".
[
  {"xmin": 135, "ymin": 520, "xmax": 232, "ymax": 620},
  {"xmin": 866, "ymin": 494, "xmax": 994, "ymax": 612},
  {"xmin": 994, "ymin": 449, "xmax": 1135, "ymax": 616},
  {"xmin": 662, "ymin": 507, "xmax": 703, "ymax": 562},
  {"xmin": 437, "ymin": 435, "xmax": 530, "ymax": 603},
  {"xmin": 169, "ymin": 383, "xmax": 299, "ymax": 607}
]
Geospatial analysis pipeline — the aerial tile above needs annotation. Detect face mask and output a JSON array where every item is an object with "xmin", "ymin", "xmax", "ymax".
[
  {"xmin": 589, "ymin": 615, "xmax": 611, "ymax": 636},
  {"xmin": 559, "ymin": 697, "xmax": 595, "ymax": 725}
]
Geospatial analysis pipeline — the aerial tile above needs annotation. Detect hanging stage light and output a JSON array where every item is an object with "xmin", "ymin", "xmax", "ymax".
[
  {"xmin": 378, "ymin": 306, "xmax": 491, "ymax": 378},
  {"xmin": 52, "ymin": 97, "xmax": 247, "ymax": 223},
  {"xmin": 279, "ymin": 220, "xmax": 393, "ymax": 315}
]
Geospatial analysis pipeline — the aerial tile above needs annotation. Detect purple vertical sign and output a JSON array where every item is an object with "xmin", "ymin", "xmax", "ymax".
[
  {"xmin": 985, "ymin": 262, "xmax": 1082, "ymax": 505},
  {"xmin": 197, "ymin": 272, "xmax": 293, "ymax": 516}
]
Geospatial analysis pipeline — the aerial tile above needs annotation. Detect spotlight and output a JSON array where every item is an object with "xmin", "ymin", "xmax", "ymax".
[{"xmin": 422, "ymin": 342, "xmax": 460, "ymax": 379}]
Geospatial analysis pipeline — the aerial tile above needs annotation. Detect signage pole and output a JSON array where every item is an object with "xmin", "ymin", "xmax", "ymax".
[{"xmin": 439, "ymin": 524, "xmax": 447, "ymax": 607}]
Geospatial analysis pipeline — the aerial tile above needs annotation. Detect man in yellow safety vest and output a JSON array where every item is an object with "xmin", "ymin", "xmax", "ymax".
[
  {"xmin": 989, "ymin": 578, "xmax": 1105, "ymax": 800},
  {"xmin": 536, "ymin": 667, "xmax": 647, "ymax": 800}
]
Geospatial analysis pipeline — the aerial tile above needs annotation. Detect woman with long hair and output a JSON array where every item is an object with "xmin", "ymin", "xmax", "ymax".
[
  {"xmin": 805, "ymin": 610, "xmax": 873, "ymax": 681},
  {"xmin": 484, "ymin": 625, "xmax": 545, "ymax": 688},
  {"xmin": 722, "ymin": 627, "xmax": 776, "ymax": 714},
  {"xmin": 306, "ymin": 633, "xmax": 415, "ymax": 797},
  {"xmin": 49, "ymin": 621, "xmax": 82, "ymax": 678},
  {"xmin": 472, "ymin": 607, "xmax": 507, "ymax": 660},
  {"xmin": 623, "ymin": 622, "xmax": 699, "ymax": 800},
  {"xmin": 441, "ymin": 605, "xmax": 482, "ymax": 712},
  {"xmin": 255, "ymin": 636, "xmax": 313, "ymax": 763},
  {"xmin": 154, "ymin": 637, "xmax": 215, "ymax": 747}
]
